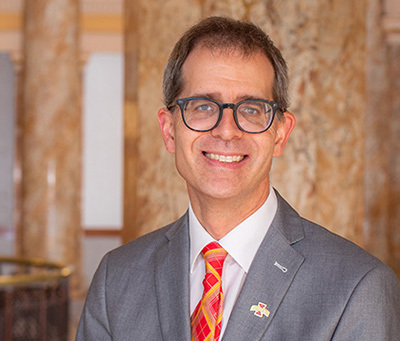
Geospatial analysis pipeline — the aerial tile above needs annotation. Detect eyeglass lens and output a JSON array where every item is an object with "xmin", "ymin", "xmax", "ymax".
[{"xmin": 182, "ymin": 98, "xmax": 273, "ymax": 133}]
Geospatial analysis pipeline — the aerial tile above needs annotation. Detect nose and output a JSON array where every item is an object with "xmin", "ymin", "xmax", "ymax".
[{"xmin": 210, "ymin": 107, "xmax": 243, "ymax": 140}]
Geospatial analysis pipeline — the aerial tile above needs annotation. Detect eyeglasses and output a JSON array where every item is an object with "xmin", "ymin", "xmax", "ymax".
[{"xmin": 171, "ymin": 97, "xmax": 279, "ymax": 134}]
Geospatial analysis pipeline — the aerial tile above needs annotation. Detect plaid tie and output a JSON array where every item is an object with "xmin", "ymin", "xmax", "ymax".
[{"xmin": 191, "ymin": 242, "xmax": 228, "ymax": 341}]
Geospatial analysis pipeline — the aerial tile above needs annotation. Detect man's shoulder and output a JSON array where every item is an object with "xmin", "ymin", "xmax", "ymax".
[
  {"xmin": 274, "ymin": 191, "xmax": 392, "ymax": 278},
  {"xmin": 296, "ymin": 216, "xmax": 395, "ymax": 284},
  {"xmin": 300, "ymin": 217, "xmax": 378, "ymax": 262},
  {"xmin": 105, "ymin": 212, "xmax": 188, "ymax": 269}
]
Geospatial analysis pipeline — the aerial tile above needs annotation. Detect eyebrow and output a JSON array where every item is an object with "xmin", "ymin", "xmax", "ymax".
[{"xmin": 190, "ymin": 92, "xmax": 266, "ymax": 103}]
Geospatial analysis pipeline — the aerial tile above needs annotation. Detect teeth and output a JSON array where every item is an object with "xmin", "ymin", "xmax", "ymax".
[{"xmin": 205, "ymin": 153, "xmax": 244, "ymax": 163}]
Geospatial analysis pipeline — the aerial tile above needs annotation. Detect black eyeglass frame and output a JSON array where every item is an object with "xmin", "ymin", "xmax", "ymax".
[{"xmin": 171, "ymin": 96, "xmax": 280, "ymax": 134}]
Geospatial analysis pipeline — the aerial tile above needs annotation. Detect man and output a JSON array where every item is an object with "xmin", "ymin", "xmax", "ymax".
[{"xmin": 77, "ymin": 17, "xmax": 400, "ymax": 340}]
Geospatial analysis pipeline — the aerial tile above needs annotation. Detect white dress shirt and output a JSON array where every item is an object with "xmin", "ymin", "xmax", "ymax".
[{"xmin": 189, "ymin": 188, "xmax": 278, "ymax": 338}]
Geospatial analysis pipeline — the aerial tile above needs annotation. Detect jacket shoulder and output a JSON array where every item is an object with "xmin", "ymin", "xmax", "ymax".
[
  {"xmin": 274, "ymin": 190, "xmax": 392, "ymax": 278},
  {"xmin": 105, "ymin": 212, "xmax": 188, "ymax": 268}
]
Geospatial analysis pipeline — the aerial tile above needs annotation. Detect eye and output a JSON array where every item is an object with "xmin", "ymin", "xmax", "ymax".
[
  {"xmin": 240, "ymin": 104, "xmax": 262, "ymax": 116},
  {"xmin": 187, "ymin": 99, "xmax": 218, "ymax": 114},
  {"xmin": 244, "ymin": 107, "xmax": 259, "ymax": 114},
  {"xmin": 196, "ymin": 103, "xmax": 213, "ymax": 112}
]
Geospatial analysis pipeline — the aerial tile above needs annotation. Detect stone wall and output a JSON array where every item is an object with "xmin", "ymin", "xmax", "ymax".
[{"xmin": 124, "ymin": 0, "xmax": 400, "ymax": 278}]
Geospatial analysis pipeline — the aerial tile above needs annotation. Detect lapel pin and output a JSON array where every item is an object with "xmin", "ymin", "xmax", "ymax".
[
  {"xmin": 250, "ymin": 302, "xmax": 270, "ymax": 318},
  {"xmin": 274, "ymin": 261, "xmax": 288, "ymax": 273}
]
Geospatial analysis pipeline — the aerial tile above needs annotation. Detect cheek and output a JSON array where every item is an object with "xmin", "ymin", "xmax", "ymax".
[
  {"xmin": 173, "ymin": 131, "xmax": 195, "ymax": 166},
  {"xmin": 174, "ymin": 123, "xmax": 204, "ymax": 153},
  {"xmin": 173, "ymin": 130, "xmax": 210, "ymax": 177},
  {"xmin": 265, "ymin": 129, "xmax": 281, "ymax": 158},
  {"xmin": 173, "ymin": 139, "xmax": 199, "ymax": 184},
  {"xmin": 257, "ymin": 132, "xmax": 277, "ymax": 156}
]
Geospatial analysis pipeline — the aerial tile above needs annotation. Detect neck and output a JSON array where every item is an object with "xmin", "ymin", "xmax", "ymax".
[{"xmin": 189, "ymin": 188, "xmax": 270, "ymax": 240}]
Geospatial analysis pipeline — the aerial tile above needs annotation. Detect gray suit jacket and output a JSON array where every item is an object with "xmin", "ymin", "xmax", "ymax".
[{"xmin": 77, "ymin": 191, "xmax": 400, "ymax": 340}]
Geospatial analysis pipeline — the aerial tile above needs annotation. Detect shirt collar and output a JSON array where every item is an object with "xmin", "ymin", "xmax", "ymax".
[{"xmin": 189, "ymin": 188, "xmax": 278, "ymax": 273}]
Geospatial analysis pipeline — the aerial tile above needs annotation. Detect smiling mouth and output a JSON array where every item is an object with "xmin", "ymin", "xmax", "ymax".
[{"xmin": 204, "ymin": 152, "xmax": 245, "ymax": 163}]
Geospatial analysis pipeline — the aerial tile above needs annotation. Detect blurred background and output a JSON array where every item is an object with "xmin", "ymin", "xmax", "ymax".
[{"xmin": 0, "ymin": 0, "xmax": 399, "ymax": 338}]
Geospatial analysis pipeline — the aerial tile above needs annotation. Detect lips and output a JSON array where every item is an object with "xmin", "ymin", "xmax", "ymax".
[{"xmin": 204, "ymin": 152, "xmax": 245, "ymax": 163}]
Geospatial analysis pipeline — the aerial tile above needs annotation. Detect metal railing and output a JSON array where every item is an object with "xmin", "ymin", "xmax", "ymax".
[{"xmin": 0, "ymin": 256, "xmax": 72, "ymax": 341}]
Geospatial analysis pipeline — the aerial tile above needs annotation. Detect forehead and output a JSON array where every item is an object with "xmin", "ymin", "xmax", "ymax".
[{"xmin": 180, "ymin": 46, "xmax": 275, "ymax": 100}]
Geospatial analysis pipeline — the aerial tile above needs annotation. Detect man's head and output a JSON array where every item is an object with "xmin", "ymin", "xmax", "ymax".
[
  {"xmin": 163, "ymin": 16, "xmax": 289, "ymax": 119},
  {"xmin": 158, "ymin": 16, "xmax": 295, "ymax": 214}
]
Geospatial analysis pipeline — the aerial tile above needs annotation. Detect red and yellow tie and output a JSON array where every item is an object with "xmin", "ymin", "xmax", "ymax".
[{"xmin": 191, "ymin": 242, "xmax": 228, "ymax": 341}]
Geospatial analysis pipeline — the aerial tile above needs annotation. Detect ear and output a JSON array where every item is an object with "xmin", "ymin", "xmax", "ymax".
[
  {"xmin": 273, "ymin": 111, "xmax": 296, "ymax": 157},
  {"xmin": 158, "ymin": 107, "xmax": 176, "ymax": 154}
]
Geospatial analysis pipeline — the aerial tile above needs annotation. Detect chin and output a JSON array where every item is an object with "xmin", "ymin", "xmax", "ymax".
[{"xmin": 196, "ymin": 183, "xmax": 244, "ymax": 200}]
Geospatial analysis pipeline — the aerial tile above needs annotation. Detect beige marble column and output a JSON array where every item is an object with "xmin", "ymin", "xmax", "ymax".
[
  {"xmin": 364, "ymin": 0, "xmax": 400, "ymax": 278},
  {"xmin": 123, "ymin": 0, "xmax": 198, "ymax": 241},
  {"xmin": 387, "ymin": 44, "xmax": 400, "ymax": 279},
  {"xmin": 310, "ymin": 1, "xmax": 366, "ymax": 244},
  {"xmin": 364, "ymin": 0, "xmax": 391, "ymax": 266},
  {"xmin": 123, "ymin": 0, "xmax": 140, "ymax": 243},
  {"xmin": 10, "ymin": 56, "xmax": 24, "ymax": 268},
  {"xmin": 20, "ymin": 0, "xmax": 82, "ymax": 294}
]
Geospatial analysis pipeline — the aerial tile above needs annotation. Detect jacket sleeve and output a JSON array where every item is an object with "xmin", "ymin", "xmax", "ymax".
[
  {"xmin": 332, "ymin": 263, "xmax": 400, "ymax": 340},
  {"xmin": 76, "ymin": 253, "xmax": 112, "ymax": 341}
]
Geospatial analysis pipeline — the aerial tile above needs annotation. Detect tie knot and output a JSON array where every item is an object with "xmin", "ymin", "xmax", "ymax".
[{"xmin": 202, "ymin": 242, "xmax": 228, "ymax": 278}]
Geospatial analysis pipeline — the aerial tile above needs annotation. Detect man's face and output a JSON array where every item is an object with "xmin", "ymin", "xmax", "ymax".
[{"xmin": 159, "ymin": 46, "xmax": 295, "ymax": 207}]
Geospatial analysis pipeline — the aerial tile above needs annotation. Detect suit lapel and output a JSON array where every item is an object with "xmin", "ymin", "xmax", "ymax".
[
  {"xmin": 222, "ymin": 192, "xmax": 305, "ymax": 340},
  {"xmin": 154, "ymin": 213, "xmax": 191, "ymax": 341}
]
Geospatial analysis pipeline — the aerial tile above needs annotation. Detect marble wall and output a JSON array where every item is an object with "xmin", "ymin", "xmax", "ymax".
[
  {"xmin": 124, "ymin": 0, "xmax": 367, "ymax": 236},
  {"xmin": 124, "ymin": 0, "xmax": 400, "ymax": 277}
]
